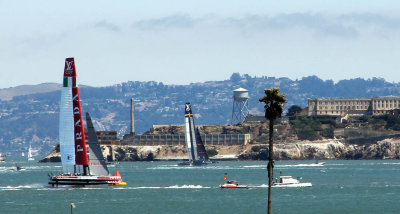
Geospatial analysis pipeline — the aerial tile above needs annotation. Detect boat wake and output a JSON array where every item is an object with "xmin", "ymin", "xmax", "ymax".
[
  {"xmin": 149, "ymin": 165, "xmax": 238, "ymax": 170},
  {"xmin": 166, "ymin": 185, "xmax": 209, "ymax": 189},
  {"xmin": 276, "ymin": 163, "xmax": 325, "ymax": 167},
  {"xmin": 0, "ymin": 184, "xmax": 44, "ymax": 190},
  {"xmin": 247, "ymin": 183, "xmax": 312, "ymax": 188},
  {"xmin": 248, "ymin": 184, "xmax": 268, "ymax": 188},
  {"xmin": 243, "ymin": 165, "xmax": 267, "ymax": 168},
  {"xmin": 116, "ymin": 185, "xmax": 211, "ymax": 189},
  {"xmin": 382, "ymin": 162, "xmax": 400, "ymax": 165}
]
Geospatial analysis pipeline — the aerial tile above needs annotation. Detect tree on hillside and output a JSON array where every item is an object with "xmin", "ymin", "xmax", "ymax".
[
  {"xmin": 259, "ymin": 88, "xmax": 286, "ymax": 214},
  {"xmin": 230, "ymin": 73, "xmax": 242, "ymax": 82},
  {"xmin": 287, "ymin": 105, "xmax": 303, "ymax": 117}
]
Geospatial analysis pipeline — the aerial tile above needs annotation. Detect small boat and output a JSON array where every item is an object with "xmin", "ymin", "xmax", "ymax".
[
  {"xmin": 0, "ymin": 153, "xmax": 6, "ymax": 162},
  {"xmin": 219, "ymin": 173, "xmax": 248, "ymax": 189},
  {"xmin": 220, "ymin": 180, "xmax": 248, "ymax": 189},
  {"xmin": 15, "ymin": 164, "xmax": 26, "ymax": 171},
  {"xmin": 314, "ymin": 160, "xmax": 325, "ymax": 166},
  {"xmin": 21, "ymin": 152, "xmax": 25, "ymax": 157},
  {"xmin": 108, "ymin": 170, "xmax": 127, "ymax": 186},
  {"xmin": 273, "ymin": 175, "xmax": 312, "ymax": 187},
  {"xmin": 28, "ymin": 145, "xmax": 34, "ymax": 161}
]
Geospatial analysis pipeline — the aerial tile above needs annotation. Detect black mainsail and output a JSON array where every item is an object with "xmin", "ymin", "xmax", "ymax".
[{"xmin": 194, "ymin": 127, "xmax": 209, "ymax": 161}]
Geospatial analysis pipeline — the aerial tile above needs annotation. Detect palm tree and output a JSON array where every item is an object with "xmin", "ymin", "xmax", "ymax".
[{"xmin": 259, "ymin": 88, "xmax": 286, "ymax": 214}]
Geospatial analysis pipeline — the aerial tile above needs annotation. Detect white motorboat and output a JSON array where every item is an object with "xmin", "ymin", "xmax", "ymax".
[
  {"xmin": 0, "ymin": 153, "xmax": 6, "ymax": 162},
  {"xmin": 273, "ymin": 175, "xmax": 312, "ymax": 187}
]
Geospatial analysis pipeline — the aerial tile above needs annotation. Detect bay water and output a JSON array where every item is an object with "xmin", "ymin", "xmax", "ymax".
[{"xmin": 1, "ymin": 157, "xmax": 400, "ymax": 213}]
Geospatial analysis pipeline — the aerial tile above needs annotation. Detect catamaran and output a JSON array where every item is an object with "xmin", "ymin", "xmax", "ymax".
[
  {"xmin": 180, "ymin": 102, "xmax": 215, "ymax": 166},
  {"xmin": 48, "ymin": 57, "xmax": 126, "ymax": 187}
]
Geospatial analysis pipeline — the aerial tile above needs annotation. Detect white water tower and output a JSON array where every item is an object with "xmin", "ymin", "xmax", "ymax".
[{"xmin": 231, "ymin": 88, "xmax": 249, "ymax": 124}]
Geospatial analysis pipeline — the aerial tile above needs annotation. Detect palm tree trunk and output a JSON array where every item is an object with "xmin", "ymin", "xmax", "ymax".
[{"xmin": 267, "ymin": 119, "xmax": 274, "ymax": 214}]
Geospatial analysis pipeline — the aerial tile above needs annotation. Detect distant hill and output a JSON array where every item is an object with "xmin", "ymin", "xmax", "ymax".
[
  {"xmin": 1, "ymin": 74, "xmax": 400, "ymax": 154},
  {"xmin": 0, "ymin": 83, "xmax": 60, "ymax": 101}
]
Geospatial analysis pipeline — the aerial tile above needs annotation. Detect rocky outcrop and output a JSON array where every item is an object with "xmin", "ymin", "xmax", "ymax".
[
  {"xmin": 240, "ymin": 138, "xmax": 400, "ymax": 160},
  {"xmin": 39, "ymin": 138, "xmax": 400, "ymax": 162},
  {"xmin": 39, "ymin": 144, "xmax": 245, "ymax": 162},
  {"xmin": 38, "ymin": 144, "xmax": 61, "ymax": 162}
]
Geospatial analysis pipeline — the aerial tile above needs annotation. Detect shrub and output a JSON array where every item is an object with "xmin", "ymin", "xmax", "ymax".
[
  {"xmin": 251, "ymin": 146, "xmax": 261, "ymax": 152},
  {"xmin": 207, "ymin": 149, "xmax": 218, "ymax": 157}
]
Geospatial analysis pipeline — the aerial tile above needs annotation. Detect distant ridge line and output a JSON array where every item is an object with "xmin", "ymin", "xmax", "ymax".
[{"xmin": 0, "ymin": 83, "xmax": 61, "ymax": 101}]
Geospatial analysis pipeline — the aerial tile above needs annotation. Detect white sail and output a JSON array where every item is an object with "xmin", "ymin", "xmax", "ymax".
[
  {"xmin": 28, "ymin": 144, "xmax": 34, "ymax": 161},
  {"xmin": 59, "ymin": 77, "xmax": 75, "ymax": 174},
  {"xmin": 184, "ymin": 117, "xmax": 194, "ymax": 162},
  {"xmin": 189, "ymin": 117, "xmax": 198, "ymax": 161}
]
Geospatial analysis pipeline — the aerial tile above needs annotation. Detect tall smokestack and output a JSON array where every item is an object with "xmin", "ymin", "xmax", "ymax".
[{"xmin": 130, "ymin": 98, "xmax": 135, "ymax": 135}]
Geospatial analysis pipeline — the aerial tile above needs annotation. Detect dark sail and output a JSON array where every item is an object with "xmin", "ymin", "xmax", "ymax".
[
  {"xmin": 86, "ymin": 112, "xmax": 109, "ymax": 176},
  {"xmin": 195, "ymin": 127, "xmax": 209, "ymax": 161}
]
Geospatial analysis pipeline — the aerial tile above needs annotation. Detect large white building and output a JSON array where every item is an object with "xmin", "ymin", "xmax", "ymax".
[{"xmin": 308, "ymin": 97, "xmax": 400, "ymax": 116}]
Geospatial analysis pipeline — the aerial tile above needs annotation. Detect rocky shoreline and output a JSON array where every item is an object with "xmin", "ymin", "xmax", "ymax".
[{"xmin": 39, "ymin": 138, "xmax": 400, "ymax": 162}]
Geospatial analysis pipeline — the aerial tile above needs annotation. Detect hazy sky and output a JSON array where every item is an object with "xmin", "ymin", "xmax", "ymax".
[{"xmin": 1, "ymin": 0, "xmax": 400, "ymax": 88}]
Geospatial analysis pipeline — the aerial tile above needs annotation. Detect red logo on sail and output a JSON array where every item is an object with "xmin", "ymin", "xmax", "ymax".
[{"xmin": 64, "ymin": 58, "xmax": 76, "ymax": 77}]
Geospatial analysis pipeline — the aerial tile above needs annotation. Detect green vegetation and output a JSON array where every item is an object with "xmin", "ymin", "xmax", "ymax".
[
  {"xmin": 207, "ymin": 149, "xmax": 218, "ymax": 157},
  {"xmin": 290, "ymin": 116, "xmax": 336, "ymax": 140},
  {"xmin": 287, "ymin": 105, "xmax": 303, "ymax": 117},
  {"xmin": 251, "ymin": 146, "xmax": 261, "ymax": 152},
  {"xmin": 238, "ymin": 126, "xmax": 251, "ymax": 134},
  {"xmin": 357, "ymin": 114, "xmax": 400, "ymax": 131}
]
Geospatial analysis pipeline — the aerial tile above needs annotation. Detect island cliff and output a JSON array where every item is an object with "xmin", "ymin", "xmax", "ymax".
[{"xmin": 40, "ymin": 138, "xmax": 400, "ymax": 162}]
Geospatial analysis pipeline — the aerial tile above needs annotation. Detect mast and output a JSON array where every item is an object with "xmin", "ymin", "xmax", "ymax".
[
  {"xmin": 130, "ymin": 98, "xmax": 135, "ymax": 134},
  {"xmin": 61, "ymin": 58, "xmax": 89, "ymax": 175},
  {"xmin": 189, "ymin": 110, "xmax": 198, "ymax": 161},
  {"xmin": 59, "ymin": 58, "xmax": 77, "ymax": 174},
  {"xmin": 184, "ymin": 103, "xmax": 196, "ymax": 163}
]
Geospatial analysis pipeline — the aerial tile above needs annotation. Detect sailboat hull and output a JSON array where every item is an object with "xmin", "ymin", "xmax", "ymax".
[
  {"xmin": 48, "ymin": 175, "xmax": 123, "ymax": 186},
  {"xmin": 178, "ymin": 160, "xmax": 217, "ymax": 166}
]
